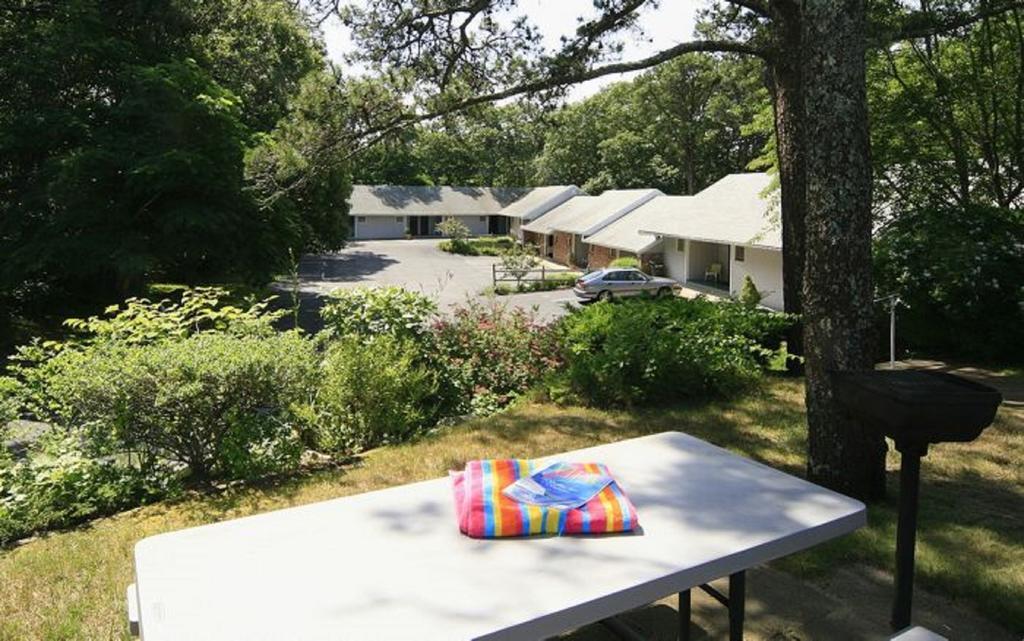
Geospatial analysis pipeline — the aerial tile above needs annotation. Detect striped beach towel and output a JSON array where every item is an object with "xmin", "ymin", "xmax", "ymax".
[{"xmin": 450, "ymin": 459, "xmax": 639, "ymax": 538}]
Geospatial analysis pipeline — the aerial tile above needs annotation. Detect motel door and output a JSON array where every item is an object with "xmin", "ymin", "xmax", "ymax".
[{"xmin": 408, "ymin": 216, "xmax": 441, "ymax": 236}]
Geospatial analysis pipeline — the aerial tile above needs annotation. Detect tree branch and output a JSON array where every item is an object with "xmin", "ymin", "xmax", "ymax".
[
  {"xmin": 728, "ymin": 0, "xmax": 771, "ymax": 18},
  {"xmin": 347, "ymin": 37, "xmax": 767, "ymax": 154},
  {"xmin": 884, "ymin": 0, "xmax": 1024, "ymax": 43}
]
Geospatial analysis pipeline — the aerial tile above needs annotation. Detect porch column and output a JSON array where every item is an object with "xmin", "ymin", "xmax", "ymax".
[
  {"xmin": 683, "ymin": 239, "xmax": 690, "ymax": 282},
  {"xmin": 728, "ymin": 245, "xmax": 736, "ymax": 295}
]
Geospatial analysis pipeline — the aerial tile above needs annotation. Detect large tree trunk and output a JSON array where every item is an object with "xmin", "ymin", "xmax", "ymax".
[
  {"xmin": 801, "ymin": 0, "xmax": 887, "ymax": 500},
  {"xmin": 769, "ymin": 2, "xmax": 806, "ymax": 375}
]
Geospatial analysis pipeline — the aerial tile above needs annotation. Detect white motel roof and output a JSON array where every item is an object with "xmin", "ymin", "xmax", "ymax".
[
  {"xmin": 496, "ymin": 185, "xmax": 583, "ymax": 222},
  {"xmin": 350, "ymin": 185, "xmax": 526, "ymax": 217},
  {"xmin": 521, "ymin": 189, "xmax": 663, "ymax": 236},
  {"xmin": 638, "ymin": 173, "xmax": 781, "ymax": 250},
  {"xmin": 583, "ymin": 195, "xmax": 698, "ymax": 254}
]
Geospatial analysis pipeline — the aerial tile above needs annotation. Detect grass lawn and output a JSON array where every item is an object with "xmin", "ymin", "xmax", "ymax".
[{"xmin": 1, "ymin": 377, "xmax": 1021, "ymax": 639}]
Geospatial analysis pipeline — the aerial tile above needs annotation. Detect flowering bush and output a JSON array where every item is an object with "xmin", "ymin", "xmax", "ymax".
[
  {"xmin": 429, "ymin": 300, "xmax": 561, "ymax": 415},
  {"xmin": 874, "ymin": 203, "xmax": 1024, "ymax": 361}
]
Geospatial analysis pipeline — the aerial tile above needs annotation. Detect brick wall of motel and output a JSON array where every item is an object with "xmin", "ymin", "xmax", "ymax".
[
  {"xmin": 586, "ymin": 244, "xmax": 617, "ymax": 269},
  {"xmin": 586, "ymin": 245, "xmax": 661, "ymax": 273},
  {"xmin": 552, "ymin": 231, "xmax": 573, "ymax": 266},
  {"xmin": 523, "ymin": 230, "xmax": 546, "ymax": 254}
]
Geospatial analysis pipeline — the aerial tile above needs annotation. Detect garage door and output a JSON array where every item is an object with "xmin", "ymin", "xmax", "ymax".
[{"xmin": 354, "ymin": 216, "xmax": 406, "ymax": 240}]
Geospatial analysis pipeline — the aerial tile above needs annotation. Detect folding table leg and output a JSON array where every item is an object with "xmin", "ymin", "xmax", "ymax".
[
  {"xmin": 678, "ymin": 589, "xmax": 691, "ymax": 641},
  {"xmin": 728, "ymin": 571, "xmax": 746, "ymax": 641}
]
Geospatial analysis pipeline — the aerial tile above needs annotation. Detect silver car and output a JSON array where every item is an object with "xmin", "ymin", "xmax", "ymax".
[{"xmin": 573, "ymin": 267, "xmax": 679, "ymax": 302}]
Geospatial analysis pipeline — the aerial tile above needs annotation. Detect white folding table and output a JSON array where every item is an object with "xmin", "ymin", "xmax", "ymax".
[{"xmin": 128, "ymin": 432, "xmax": 865, "ymax": 640}]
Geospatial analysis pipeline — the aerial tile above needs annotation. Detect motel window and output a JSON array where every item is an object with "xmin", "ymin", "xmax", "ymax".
[
  {"xmin": 735, "ymin": 246, "xmax": 745, "ymax": 262},
  {"xmin": 676, "ymin": 238, "xmax": 685, "ymax": 252},
  {"xmin": 479, "ymin": 216, "xmax": 486, "ymax": 222},
  {"xmin": 396, "ymin": 217, "xmax": 403, "ymax": 222},
  {"xmin": 357, "ymin": 216, "xmax": 366, "ymax": 223}
]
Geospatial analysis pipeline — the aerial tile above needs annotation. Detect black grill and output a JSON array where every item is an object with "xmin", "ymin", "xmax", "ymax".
[{"xmin": 833, "ymin": 370, "xmax": 1002, "ymax": 632}]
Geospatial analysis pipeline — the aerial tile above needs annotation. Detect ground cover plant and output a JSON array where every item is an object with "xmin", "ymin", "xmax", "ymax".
[
  {"xmin": 486, "ymin": 271, "xmax": 579, "ymax": 295},
  {"xmin": 439, "ymin": 235, "xmax": 515, "ymax": 256}
]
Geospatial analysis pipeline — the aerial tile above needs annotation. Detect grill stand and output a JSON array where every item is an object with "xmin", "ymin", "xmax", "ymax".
[{"xmin": 892, "ymin": 441, "xmax": 927, "ymax": 632}]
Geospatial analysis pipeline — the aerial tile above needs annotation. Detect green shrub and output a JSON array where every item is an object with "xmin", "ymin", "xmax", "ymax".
[
  {"xmin": 543, "ymin": 272, "xmax": 579, "ymax": 289},
  {"xmin": 313, "ymin": 335, "xmax": 441, "ymax": 453},
  {"xmin": 609, "ymin": 256, "xmax": 641, "ymax": 269},
  {"xmin": 0, "ymin": 431, "xmax": 171, "ymax": 545},
  {"xmin": 320, "ymin": 286, "xmax": 437, "ymax": 340},
  {"xmin": 554, "ymin": 297, "xmax": 791, "ymax": 407},
  {"xmin": 0, "ymin": 289, "xmax": 318, "ymax": 541},
  {"xmin": 36, "ymin": 332, "xmax": 317, "ymax": 483},
  {"xmin": 439, "ymin": 239, "xmax": 478, "ymax": 255},
  {"xmin": 437, "ymin": 217, "xmax": 471, "ymax": 241},
  {"xmin": 471, "ymin": 236, "xmax": 515, "ymax": 256},
  {"xmin": 437, "ymin": 218, "xmax": 474, "ymax": 254},
  {"xmin": 701, "ymin": 299, "xmax": 794, "ymax": 353},
  {"xmin": 429, "ymin": 300, "xmax": 562, "ymax": 414},
  {"xmin": 739, "ymin": 275, "xmax": 764, "ymax": 308}
]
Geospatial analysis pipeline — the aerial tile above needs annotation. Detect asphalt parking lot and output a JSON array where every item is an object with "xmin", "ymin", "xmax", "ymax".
[{"xmin": 279, "ymin": 239, "xmax": 580, "ymax": 328}]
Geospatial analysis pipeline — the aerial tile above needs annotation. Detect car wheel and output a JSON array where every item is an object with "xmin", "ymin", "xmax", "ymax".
[
  {"xmin": 657, "ymin": 287, "xmax": 672, "ymax": 298},
  {"xmin": 597, "ymin": 290, "xmax": 612, "ymax": 302}
]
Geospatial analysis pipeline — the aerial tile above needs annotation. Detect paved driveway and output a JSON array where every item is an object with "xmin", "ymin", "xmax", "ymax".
[{"xmin": 278, "ymin": 239, "xmax": 580, "ymax": 328}]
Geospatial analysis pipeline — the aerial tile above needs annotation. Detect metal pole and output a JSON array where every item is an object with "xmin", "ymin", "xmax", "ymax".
[
  {"xmin": 679, "ymin": 589, "xmax": 691, "ymax": 641},
  {"xmin": 891, "ymin": 444, "xmax": 924, "ymax": 631},
  {"xmin": 729, "ymin": 571, "xmax": 746, "ymax": 641},
  {"xmin": 890, "ymin": 299, "xmax": 897, "ymax": 369}
]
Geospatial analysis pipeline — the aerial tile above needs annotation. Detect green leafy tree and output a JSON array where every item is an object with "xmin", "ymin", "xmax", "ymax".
[
  {"xmin": 352, "ymin": 100, "xmax": 546, "ymax": 187},
  {"xmin": 49, "ymin": 59, "xmax": 257, "ymax": 288},
  {"xmin": 0, "ymin": 0, "xmax": 352, "ymax": 349},
  {"xmin": 246, "ymin": 71, "xmax": 354, "ymax": 258},
  {"xmin": 499, "ymin": 243, "xmax": 540, "ymax": 290},
  {"xmin": 535, "ymin": 55, "xmax": 769, "ymax": 195},
  {"xmin": 869, "ymin": 12, "xmax": 1024, "ymax": 211},
  {"xmin": 190, "ymin": 0, "xmax": 323, "ymax": 132}
]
